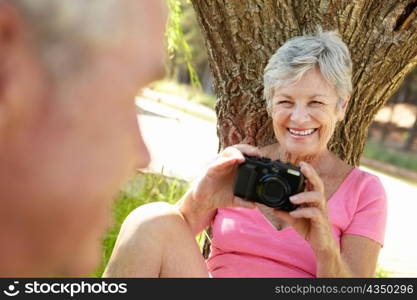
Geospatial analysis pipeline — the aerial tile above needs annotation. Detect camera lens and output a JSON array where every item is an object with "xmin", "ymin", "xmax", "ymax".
[
  {"xmin": 256, "ymin": 175, "xmax": 290, "ymax": 207},
  {"xmin": 264, "ymin": 181, "xmax": 284, "ymax": 199}
]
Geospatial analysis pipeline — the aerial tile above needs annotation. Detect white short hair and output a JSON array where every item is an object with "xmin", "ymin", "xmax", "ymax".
[
  {"xmin": 263, "ymin": 28, "xmax": 353, "ymax": 114},
  {"xmin": 11, "ymin": 0, "xmax": 135, "ymax": 77}
]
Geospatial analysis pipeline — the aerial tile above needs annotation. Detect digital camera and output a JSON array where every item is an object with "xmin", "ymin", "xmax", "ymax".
[{"xmin": 233, "ymin": 155, "xmax": 305, "ymax": 211}]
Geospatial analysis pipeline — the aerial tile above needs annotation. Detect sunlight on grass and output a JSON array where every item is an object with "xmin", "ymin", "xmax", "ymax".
[
  {"xmin": 363, "ymin": 140, "xmax": 417, "ymax": 173},
  {"xmin": 93, "ymin": 172, "xmax": 189, "ymax": 277},
  {"xmin": 375, "ymin": 265, "xmax": 390, "ymax": 278}
]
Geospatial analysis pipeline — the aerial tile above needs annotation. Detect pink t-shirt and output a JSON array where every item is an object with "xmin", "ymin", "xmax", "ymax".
[{"xmin": 206, "ymin": 167, "xmax": 387, "ymax": 277}]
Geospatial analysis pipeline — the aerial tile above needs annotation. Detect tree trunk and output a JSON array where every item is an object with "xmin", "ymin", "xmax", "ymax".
[
  {"xmin": 191, "ymin": 0, "xmax": 417, "ymax": 165},
  {"xmin": 403, "ymin": 116, "xmax": 417, "ymax": 151},
  {"xmin": 380, "ymin": 104, "xmax": 395, "ymax": 144}
]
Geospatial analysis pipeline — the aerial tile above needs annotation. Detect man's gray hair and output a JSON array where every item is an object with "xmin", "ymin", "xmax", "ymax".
[
  {"xmin": 11, "ymin": 0, "xmax": 136, "ymax": 77},
  {"xmin": 263, "ymin": 28, "xmax": 353, "ymax": 114}
]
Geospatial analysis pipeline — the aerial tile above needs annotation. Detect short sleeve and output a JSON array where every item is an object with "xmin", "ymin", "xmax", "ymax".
[{"xmin": 344, "ymin": 175, "xmax": 387, "ymax": 246}]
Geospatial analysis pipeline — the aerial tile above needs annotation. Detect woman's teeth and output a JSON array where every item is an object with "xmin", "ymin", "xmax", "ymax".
[{"xmin": 288, "ymin": 128, "xmax": 316, "ymax": 136}]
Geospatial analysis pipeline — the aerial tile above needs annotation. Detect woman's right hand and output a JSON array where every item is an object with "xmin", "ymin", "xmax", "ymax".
[{"xmin": 176, "ymin": 144, "xmax": 260, "ymax": 235}]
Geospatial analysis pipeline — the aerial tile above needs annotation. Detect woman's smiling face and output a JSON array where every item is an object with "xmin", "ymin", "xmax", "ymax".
[{"xmin": 271, "ymin": 67, "xmax": 346, "ymax": 159}]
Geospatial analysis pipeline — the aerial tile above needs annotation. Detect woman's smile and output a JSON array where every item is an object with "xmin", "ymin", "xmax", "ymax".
[{"xmin": 287, "ymin": 127, "xmax": 318, "ymax": 139}]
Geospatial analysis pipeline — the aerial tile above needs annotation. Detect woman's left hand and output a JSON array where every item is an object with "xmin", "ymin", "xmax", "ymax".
[{"xmin": 273, "ymin": 162, "xmax": 334, "ymax": 252}]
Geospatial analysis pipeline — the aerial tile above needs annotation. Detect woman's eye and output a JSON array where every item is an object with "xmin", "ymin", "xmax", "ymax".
[
  {"xmin": 310, "ymin": 101, "xmax": 324, "ymax": 106},
  {"xmin": 276, "ymin": 100, "xmax": 292, "ymax": 105}
]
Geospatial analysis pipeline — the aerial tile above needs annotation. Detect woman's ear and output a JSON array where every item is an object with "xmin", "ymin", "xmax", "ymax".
[{"xmin": 337, "ymin": 95, "xmax": 350, "ymax": 121}]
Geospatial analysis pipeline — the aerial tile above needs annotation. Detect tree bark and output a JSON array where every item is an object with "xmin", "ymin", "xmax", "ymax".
[{"xmin": 191, "ymin": 0, "xmax": 417, "ymax": 166}]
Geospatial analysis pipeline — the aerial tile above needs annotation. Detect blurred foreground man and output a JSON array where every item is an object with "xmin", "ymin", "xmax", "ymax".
[{"xmin": 0, "ymin": 0, "xmax": 165, "ymax": 276}]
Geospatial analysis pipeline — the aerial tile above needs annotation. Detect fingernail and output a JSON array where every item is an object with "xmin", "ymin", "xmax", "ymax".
[{"xmin": 289, "ymin": 195, "xmax": 298, "ymax": 203}]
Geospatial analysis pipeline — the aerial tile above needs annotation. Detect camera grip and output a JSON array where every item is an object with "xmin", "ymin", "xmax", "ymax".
[{"xmin": 233, "ymin": 164, "xmax": 258, "ymax": 199}]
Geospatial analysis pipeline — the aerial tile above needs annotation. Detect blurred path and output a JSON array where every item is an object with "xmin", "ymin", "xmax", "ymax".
[
  {"xmin": 136, "ymin": 94, "xmax": 417, "ymax": 277},
  {"xmin": 363, "ymin": 166, "xmax": 417, "ymax": 277},
  {"xmin": 137, "ymin": 97, "xmax": 218, "ymax": 181}
]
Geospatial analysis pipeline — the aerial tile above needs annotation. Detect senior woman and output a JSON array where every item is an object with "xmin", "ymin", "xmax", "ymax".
[{"xmin": 104, "ymin": 29, "xmax": 387, "ymax": 278}]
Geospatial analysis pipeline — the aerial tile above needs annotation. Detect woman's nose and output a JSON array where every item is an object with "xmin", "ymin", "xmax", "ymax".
[{"xmin": 290, "ymin": 104, "xmax": 310, "ymax": 124}]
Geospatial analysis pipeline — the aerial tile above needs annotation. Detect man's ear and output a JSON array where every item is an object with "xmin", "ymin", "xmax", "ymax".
[
  {"xmin": 0, "ymin": 1, "xmax": 24, "ymax": 96},
  {"xmin": 0, "ymin": 1, "xmax": 30, "ymax": 139}
]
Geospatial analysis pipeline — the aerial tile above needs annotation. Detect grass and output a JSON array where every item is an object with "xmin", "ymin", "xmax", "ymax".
[
  {"xmin": 375, "ymin": 266, "xmax": 390, "ymax": 278},
  {"xmin": 92, "ymin": 172, "xmax": 189, "ymax": 277},
  {"xmin": 363, "ymin": 140, "xmax": 417, "ymax": 173}
]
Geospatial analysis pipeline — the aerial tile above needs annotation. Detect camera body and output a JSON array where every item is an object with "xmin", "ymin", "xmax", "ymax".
[{"xmin": 233, "ymin": 155, "xmax": 305, "ymax": 211}]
